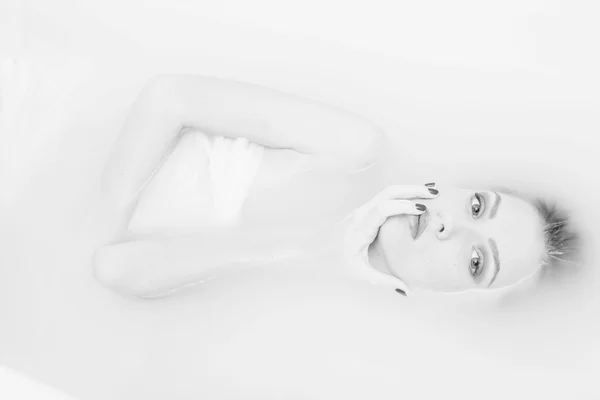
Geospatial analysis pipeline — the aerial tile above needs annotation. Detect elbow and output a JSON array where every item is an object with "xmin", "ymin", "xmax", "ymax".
[
  {"xmin": 144, "ymin": 74, "xmax": 178, "ymax": 95},
  {"xmin": 138, "ymin": 74, "xmax": 183, "ymax": 117},
  {"xmin": 92, "ymin": 244, "xmax": 129, "ymax": 293},
  {"xmin": 92, "ymin": 244, "xmax": 148, "ymax": 298},
  {"xmin": 92, "ymin": 242, "xmax": 180, "ymax": 299}
]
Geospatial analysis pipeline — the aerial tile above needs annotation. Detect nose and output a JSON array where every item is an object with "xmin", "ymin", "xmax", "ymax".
[{"xmin": 435, "ymin": 212, "xmax": 457, "ymax": 240}]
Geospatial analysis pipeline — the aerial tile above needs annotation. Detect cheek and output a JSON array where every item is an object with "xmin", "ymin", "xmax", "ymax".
[
  {"xmin": 427, "ymin": 190, "xmax": 469, "ymax": 215},
  {"xmin": 378, "ymin": 219, "xmax": 475, "ymax": 291},
  {"xmin": 401, "ymin": 240, "xmax": 474, "ymax": 291}
]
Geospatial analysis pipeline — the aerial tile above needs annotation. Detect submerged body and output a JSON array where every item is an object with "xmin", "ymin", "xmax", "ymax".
[
  {"xmin": 0, "ymin": 61, "xmax": 590, "ymax": 400},
  {"xmin": 96, "ymin": 129, "xmax": 386, "ymax": 297},
  {"xmin": 94, "ymin": 75, "xmax": 555, "ymax": 299},
  {"xmin": 126, "ymin": 130, "xmax": 381, "ymax": 236}
]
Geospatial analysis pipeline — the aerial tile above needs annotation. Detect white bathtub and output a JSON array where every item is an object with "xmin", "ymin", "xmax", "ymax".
[
  {"xmin": 1, "ymin": 1, "xmax": 599, "ymax": 399},
  {"xmin": 0, "ymin": 366, "xmax": 78, "ymax": 400}
]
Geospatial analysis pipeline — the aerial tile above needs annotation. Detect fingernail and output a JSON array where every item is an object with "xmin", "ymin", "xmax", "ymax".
[
  {"xmin": 425, "ymin": 182, "xmax": 436, "ymax": 187},
  {"xmin": 428, "ymin": 188, "xmax": 439, "ymax": 195},
  {"xmin": 395, "ymin": 288, "xmax": 407, "ymax": 296},
  {"xmin": 416, "ymin": 203, "xmax": 426, "ymax": 211}
]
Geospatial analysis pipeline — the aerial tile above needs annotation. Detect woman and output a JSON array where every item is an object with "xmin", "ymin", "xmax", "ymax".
[{"xmin": 93, "ymin": 75, "xmax": 579, "ymax": 299}]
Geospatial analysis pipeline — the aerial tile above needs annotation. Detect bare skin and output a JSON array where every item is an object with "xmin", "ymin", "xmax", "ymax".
[
  {"xmin": 93, "ymin": 75, "xmax": 394, "ymax": 298},
  {"xmin": 93, "ymin": 75, "xmax": 547, "ymax": 299},
  {"xmin": 94, "ymin": 156, "xmax": 386, "ymax": 298}
]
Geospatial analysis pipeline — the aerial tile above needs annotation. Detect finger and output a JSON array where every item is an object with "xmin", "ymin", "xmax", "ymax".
[
  {"xmin": 374, "ymin": 185, "xmax": 439, "ymax": 201},
  {"xmin": 353, "ymin": 200, "xmax": 425, "ymax": 251},
  {"xmin": 355, "ymin": 200, "xmax": 425, "ymax": 235},
  {"xmin": 370, "ymin": 200, "xmax": 426, "ymax": 227}
]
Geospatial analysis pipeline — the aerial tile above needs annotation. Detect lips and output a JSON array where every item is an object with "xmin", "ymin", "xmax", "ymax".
[{"xmin": 409, "ymin": 209, "xmax": 428, "ymax": 240}]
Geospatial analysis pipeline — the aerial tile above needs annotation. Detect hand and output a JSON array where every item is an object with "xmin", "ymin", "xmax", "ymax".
[{"xmin": 341, "ymin": 184, "xmax": 438, "ymax": 292}]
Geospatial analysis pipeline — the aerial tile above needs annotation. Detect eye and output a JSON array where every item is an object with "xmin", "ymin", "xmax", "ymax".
[
  {"xmin": 471, "ymin": 193, "xmax": 486, "ymax": 219},
  {"xmin": 470, "ymin": 247, "xmax": 485, "ymax": 277}
]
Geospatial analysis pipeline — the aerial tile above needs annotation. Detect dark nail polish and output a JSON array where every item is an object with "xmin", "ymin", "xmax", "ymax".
[
  {"xmin": 428, "ymin": 188, "xmax": 439, "ymax": 195},
  {"xmin": 416, "ymin": 203, "xmax": 426, "ymax": 211},
  {"xmin": 395, "ymin": 288, "xmax": 407, "ymax": 296},
  {"xmin": 425, "ymin": 182, "xmax": 436, "ymax": 187}
]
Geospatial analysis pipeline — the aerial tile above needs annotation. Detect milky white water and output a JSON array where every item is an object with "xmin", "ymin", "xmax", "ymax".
[{"xmin": 1, "ymin": 1, "xmax": 599, "ymax": 399}]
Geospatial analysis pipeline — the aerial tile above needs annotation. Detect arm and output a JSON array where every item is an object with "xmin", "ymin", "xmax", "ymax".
[
  {"xmin": 102, "ymin": 75, "xmax": 387, "ymax": 209},
  {"xmin": 93, "ymin": 226, "xmax": 320, "ymax": 299}
]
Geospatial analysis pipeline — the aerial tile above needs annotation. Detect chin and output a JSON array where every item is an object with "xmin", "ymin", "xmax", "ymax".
[{"xmin": 378, "ymin": 214, "xmax": 413, "ymax": 255}]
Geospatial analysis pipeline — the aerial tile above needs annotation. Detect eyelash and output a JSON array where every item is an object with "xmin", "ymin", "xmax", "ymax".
[
  {"xmin": 471, "ymin": 192, "xmax": 486, "ymax": 219},
  {"xmin": 470, "ymin": 247, "xmax": 485, "ymax": 278},
  {"xmin": 469, "ymin": 193, "xmax": 486, "ymax": 278}
]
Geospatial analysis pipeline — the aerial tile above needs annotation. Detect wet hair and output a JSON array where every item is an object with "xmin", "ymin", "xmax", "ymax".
[
  {"xmin": 489, "ymin": 185, "xmax": 581, "ymax": 277},
  {"xmin": 532, "ymin": 198, "xmax": 581, "ymax": 278},
  {"xmin": 497, "ymin": 195, "xmax": 583, "ymax": 306}
]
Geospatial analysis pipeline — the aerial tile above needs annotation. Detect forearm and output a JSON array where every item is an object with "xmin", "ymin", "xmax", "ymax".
[
  {"xmin": 166, "ymin": 75, "xmax": 385, "ymax": 158},
  {"xmin": 102, "ymin": 75, "xmax": 386, "ymax": 208},
  {"xmin": 93, "ymin": 227, "xmax": 314, "ymax": 298}
]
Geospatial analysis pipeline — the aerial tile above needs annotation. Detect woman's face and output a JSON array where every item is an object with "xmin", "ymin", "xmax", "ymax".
[{"xmin": 370, "ymin": 186, "xmax": 546, "ymax": 292}]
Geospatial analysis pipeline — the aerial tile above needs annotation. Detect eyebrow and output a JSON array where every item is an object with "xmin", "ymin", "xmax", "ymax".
[
  {"xmin": 487, "ymin": 238, "xmax": 501, "ymax": 287},
  {"xmin": 489, "ymin": 191, "xmax": 502, "ymax": 219}
]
